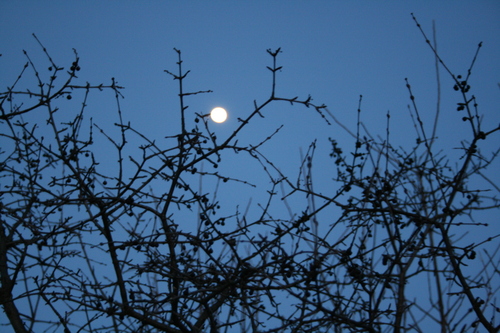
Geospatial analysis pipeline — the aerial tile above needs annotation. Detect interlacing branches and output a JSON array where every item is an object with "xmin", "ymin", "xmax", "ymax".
[{"xmin": 1, "ymin": 16, "xmax": 499, "ymax": 333}]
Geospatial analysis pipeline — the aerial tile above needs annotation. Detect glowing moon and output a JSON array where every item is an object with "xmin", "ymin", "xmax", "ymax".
[{"xmin": 210, "ymin": 107, "xmax": 228, "ymax": 123}]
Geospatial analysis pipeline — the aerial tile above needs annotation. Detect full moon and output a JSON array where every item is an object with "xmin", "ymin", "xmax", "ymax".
[{"xmin": 210, "ymin": 107, "xmax": 228, "ymax": 123}]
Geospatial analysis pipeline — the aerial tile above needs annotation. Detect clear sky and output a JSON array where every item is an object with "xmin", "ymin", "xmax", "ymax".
[
  {"xmin": 2, "ymin": 1, "xmax": 499, "ymax": 145},
  {"xmin": 3, "ymin": 0, "xmax": 498, "ymax": 230},
  {"xmin": 1, "ymin": 1, "xmax": 499, "ymax": 331}
]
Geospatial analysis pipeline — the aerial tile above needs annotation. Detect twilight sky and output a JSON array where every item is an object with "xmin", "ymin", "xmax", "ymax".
[
  {"xmin": 1, "ymin": 1, "xmax": 499, "ymax": 331},
  {"xmin": 2, "ymin": 0, "xmax": 498, "ymax": 223}
]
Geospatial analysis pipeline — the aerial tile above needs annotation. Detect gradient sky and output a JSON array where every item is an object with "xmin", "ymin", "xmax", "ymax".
[
  {"xmin": 2, "ymin": 0, "xmax": 498, "ymax": 231},
  {"xmin": 1, "ymin": 1, "xmax": 499, "ymax": 331}
]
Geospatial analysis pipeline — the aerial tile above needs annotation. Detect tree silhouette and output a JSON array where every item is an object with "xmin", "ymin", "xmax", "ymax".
[{"xmin": 1, "ymin": 17, "xmax": 499, "ymax": 333}]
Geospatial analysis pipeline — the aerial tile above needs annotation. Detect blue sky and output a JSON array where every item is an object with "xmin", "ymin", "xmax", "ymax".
[
  {"xmin": 3, "ymin": 2, "xmax": 499, "ymax": 137},
  {"xmin": 4, "ymin": 0, "xmax": 495, "ymax": 188},
  {"xmin": 1, "ymin": 1, "xmax": 500, "ymax": 331},
  {"xmin": 2, "ymin": 0, "xmax": 493, "ymax": 221},
  {"xmin": 2, "ymin": 2, "xmax": 499, "ymax": 144}
]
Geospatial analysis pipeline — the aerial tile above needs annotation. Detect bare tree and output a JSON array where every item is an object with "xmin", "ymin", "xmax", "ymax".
[{"xmin": 1, "ymin": 16, "xmax": 499, "ymax": 333}]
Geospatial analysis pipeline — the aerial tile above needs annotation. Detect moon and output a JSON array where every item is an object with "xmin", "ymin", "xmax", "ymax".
[{"xmin": 210, "ymin": 107, "xmax": 228, "ymax": 123}]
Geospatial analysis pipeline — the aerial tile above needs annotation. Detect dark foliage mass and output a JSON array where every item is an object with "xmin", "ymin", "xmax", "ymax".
[{"xmin": 1, "ymin": 17, "xmax": 499, "ymax": 333}]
